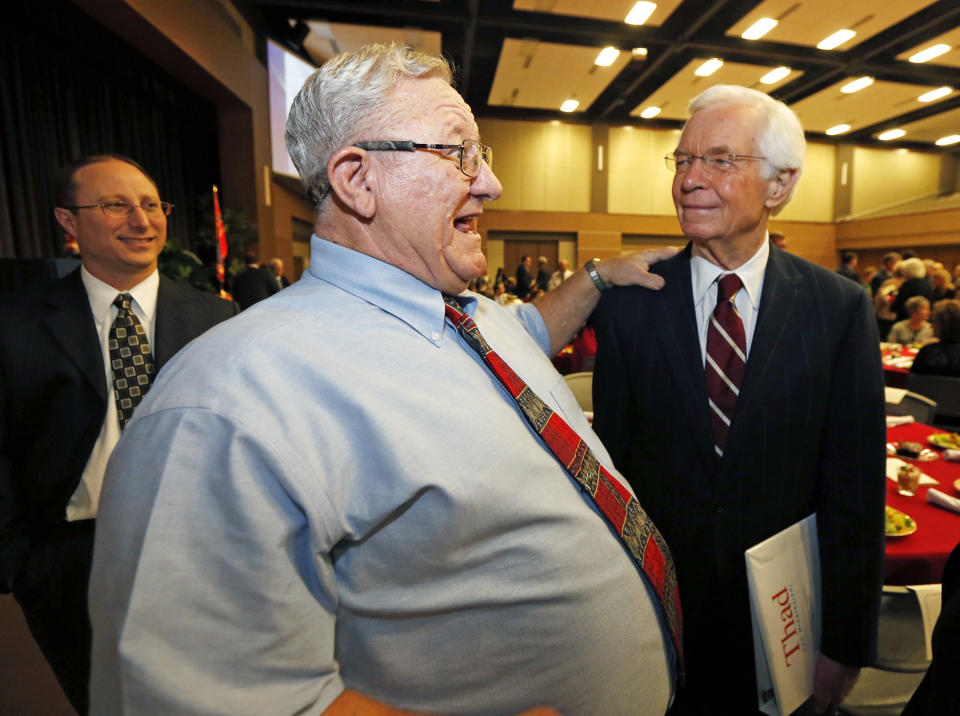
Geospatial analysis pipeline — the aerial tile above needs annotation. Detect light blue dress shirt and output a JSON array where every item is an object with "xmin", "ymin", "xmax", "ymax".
[{"xmin": 90, "ymin": 235, "xmax": 673, "ymax": 715}]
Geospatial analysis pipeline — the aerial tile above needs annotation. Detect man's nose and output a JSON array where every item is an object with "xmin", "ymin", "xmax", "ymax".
[{"xmin": 472, "ymin": 160, "xmax": 503, "ymax": 202}]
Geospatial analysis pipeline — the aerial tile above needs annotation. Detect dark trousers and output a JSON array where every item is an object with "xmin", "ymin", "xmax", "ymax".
[{"xmin": 12, "ymin": 519, "xmax": 95, "ymax": 715}]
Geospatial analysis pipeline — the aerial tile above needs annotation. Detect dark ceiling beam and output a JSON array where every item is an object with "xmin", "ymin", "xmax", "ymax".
[{"xmin": 846, "ymin": 94, "xmax": 960, "ymax": 141}]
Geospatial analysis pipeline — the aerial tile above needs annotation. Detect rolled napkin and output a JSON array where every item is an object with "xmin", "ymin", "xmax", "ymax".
[
  {"xmin": 943, "ymin": 449, "xmax": 960, "ymax": 461},
  {"xmin": 886, "ymin": 414, "xmax": 915, "ymax": 427},
  {"xmin": 926, "ymin": 488, "xmax": 960, "ymax": 515},
  {"xmin": 886, "ymin": 457, "xmax": 939, "ymax": 485}
]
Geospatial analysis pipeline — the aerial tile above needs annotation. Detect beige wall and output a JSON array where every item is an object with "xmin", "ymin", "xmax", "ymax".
[
  {"xmin": 607, "ymin": 127, "xmax": 678, "ymax": 215},
  {"xmin": 777, "ymin": 142, "xmax": 835, "ymax": 223},
  {"xmin": 479, "ymin": 119, "xmax": 592, "ymax": 212},
  {"xmin": 850, "ymin": 147, "xmax": 942, "ymax": 219}
]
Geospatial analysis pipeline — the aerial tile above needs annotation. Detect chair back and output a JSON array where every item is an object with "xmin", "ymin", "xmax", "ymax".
[
  {"xmin": 563, "ymin": 371, "xmax": 593, "ymax": 412},
  {"xmin": 885, "ymin": 388, "xmax": 937, "ymax": 425},
  {"xmin": 906, "ymin": 373, "xmax": 960, "ymax": 426}
]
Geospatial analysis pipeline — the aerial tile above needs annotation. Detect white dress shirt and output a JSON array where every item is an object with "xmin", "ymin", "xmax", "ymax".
[
  {"xmin": 690, "ymin": 236, "xmax": 769, "ymax": 366},
  {"xmin": 66, "ymin": 267, "xmax": 159, "ymax": 520}
]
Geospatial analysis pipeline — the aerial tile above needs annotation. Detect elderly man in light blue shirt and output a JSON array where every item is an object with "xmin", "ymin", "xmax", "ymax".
[{"xmin": 90, "ymin": 43, "xmax": 678, "ymax": 716}]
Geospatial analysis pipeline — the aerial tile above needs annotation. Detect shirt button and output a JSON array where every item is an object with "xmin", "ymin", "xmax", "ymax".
[{"xmin": 432, "ymin": 332, "xmax": 440, "ymax": 342}]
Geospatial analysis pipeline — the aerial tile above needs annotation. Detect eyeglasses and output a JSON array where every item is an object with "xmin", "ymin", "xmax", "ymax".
[
  {"xmin": 353, "ymin": 139, "xmax": 492, "ymax": 178},
  {"xmin": 664, "ymin": 152, "xmax": 767, "ymax": 174},
  {"xmin": 64, "ymin": 200, "xmax": 173, "ymax": 217}
]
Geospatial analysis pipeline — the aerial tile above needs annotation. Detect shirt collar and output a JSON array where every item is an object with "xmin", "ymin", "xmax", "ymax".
[
  {"xmin": 690, "ymin": 235, "xmax": 769, "ymax": 312},
  {"xmin": 80, "ymin": 266, "xmax": 159, "ymax": 326},
  {"xmin": 306, "ymin": 235, "xmax": 476, "ymax": 345}
]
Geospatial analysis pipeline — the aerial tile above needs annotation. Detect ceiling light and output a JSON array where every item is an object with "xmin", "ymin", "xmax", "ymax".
[
  {"xmin": 742, "ymin": 18, "xmax": 777, "ymax": 41},
  {"xmin": 909, "ymin": 44, "xmax": 951, "ymax": 63},
  {"xmin": 817, "ymin": 29, "xmax": 856, "ymax": 50},
  {"xmin": 632, "ymin": 47, "xmax": 648, "ymax": 58},
  {"xmin": 918, "ymin": 87, "xmax": 952, "ymax": 102},
  {"xmin": 695, "ymin": 58, "xmax": 723, "ymax": 77},
  {"xmin": 760, "ymin": 67, "xmax": 791, "ymax": 84},
  {"xmin": 841, "ymin": 76, "xmax": 873, "ymax": 94},
  {"xmin": 595, "ymin": 47, "xmax": 621, "ymax": 67},
  {"xmin": 877, "ymin": 129, "xmax": 906, "ymax": 141},
  {"xmin": 560, "ymin": 99, "xmax": 580, "ymax": 113},
  {"xmin": 825, "ymin": 124, "xmax": 851, "ymax": 135},
  {"xmin": 640, "ymin": 106, "xmax": 661, "ymax": 119},
  {"xmin": 936, "ymin": 134, "xmax": 960, "ymax": 146},
  {"xmin": 625, "ymin": 2, "xmax": 656, "ymax": 26}
]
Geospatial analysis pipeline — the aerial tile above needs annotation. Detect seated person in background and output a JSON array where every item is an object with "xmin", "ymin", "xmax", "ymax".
[
  {"xmin": 911, "ymin": 299, "xmax": 960, "ymax": 377},
  {"xmin": 887, "ymin": 295, "xmax": 934, "ymax": 344},
  {"xmin": 931, "ymin": 268, "xmax": 956, "ymax": 302},
  {"xmin": 875, "ymin": 268, "xmax": 904, "ymax": 339},
  {"xmin": 892, "ymin": 257, "xmax": 933, "ymax": 321}
]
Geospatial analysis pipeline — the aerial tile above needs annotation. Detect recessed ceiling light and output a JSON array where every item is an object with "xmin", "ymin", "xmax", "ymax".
[
  {"xmin": 625, "ymin": 2, "xmax": 656, "ymax": 26},
  {"xmin": 817, "ymin": 29, "xmax": 856, "ymax": 50},
  {"xmin": 918, "ymin": 87, "xmax": 952, "ymax": 102},
  {"xmin": 841, "ymin": 76, "xmax": 873, "ymax": 94},
  {"xmin": 936, "ymin": 134, "xmax": 960, "ymax": 146},
  {"xmin": 742, "ymin": 18, "xmax": 777, "ymax": 41},
  {"xmin": 909, "ymin": 44, "xmax": 951, "ymax": 63},
  {"xmin": 640, "ymin": 106, "xmax": 661, "ymax": 119},
  {"xmin": 632, "ymin": 47, "xmax": 648, "ymax": 58},
  {"xmin": 695, "ymin": 58, "xmax": 723, "ymax": 77},
  {"xmin": 549, "ymin": 120, "xmax": 561, "ymax": 126},
  {"xmin": 595, "ymin": 47, "xmax": 621, "ymax": 67},
  {"xmin": 826, "ymin": 124, "xmax": 851, "ymax": 135},
  {"xmin": 877, "ymin": 129, "xmax": 906, "ymax": 141},
  {"xmin": 760, "ymin": 67, "xmax": 791, "ymax": 84},
  {"xmin": 560, "ymin": 99, "xmax": 580, "ymax": 113}
]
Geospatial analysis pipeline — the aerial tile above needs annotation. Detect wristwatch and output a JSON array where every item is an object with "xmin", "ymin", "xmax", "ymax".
[{"xmin": 585, "ymin": 259, "xmax": 610, "ymax": 293}]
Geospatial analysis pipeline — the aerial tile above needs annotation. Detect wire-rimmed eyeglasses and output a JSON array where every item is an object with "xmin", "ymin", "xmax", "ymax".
[
  {"xmin": 63, "ymin": 200, "xmax": 174, "ymax": 217},
  {"xmin": 664, "ymin": 152, "xmax": 767, "ymax": 174},
  {"xmin": 353, "ymin": 139, "xmax": 493, "ymax": 178}
]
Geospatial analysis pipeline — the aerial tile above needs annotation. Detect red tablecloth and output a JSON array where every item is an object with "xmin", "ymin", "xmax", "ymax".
[
  {"xmin": 881, "ymin": 344, "xmax": 918, "ymax": 388},
  {"xmin": 885, "ymin": 422, "xmax": 960, "ymax": 585}
]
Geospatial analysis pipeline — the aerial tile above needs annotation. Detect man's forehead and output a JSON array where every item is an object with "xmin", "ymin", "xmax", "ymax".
[
  {"xmin": 677, "ymin": 103, "xmax": 760, "ymax": 151},
  {"xmin": 393, "ymin": 77, "xmax": 477, "ymax": 136},
  {"xmin": 75, "ymin": 160, "xmax": 158, "ymax": 196}
]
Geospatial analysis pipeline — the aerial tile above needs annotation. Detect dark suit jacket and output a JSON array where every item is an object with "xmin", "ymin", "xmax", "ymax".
[
  {"xmin": 232, "ymin": 265, "xmax": 279, "ymax": 310},
  {"xmin": 592, "ymin": 242, "xmax": 886, "ymax": 681},
  {"xmin": 0, "ymin": 269, "xmax": 238, "ymax": 591}
]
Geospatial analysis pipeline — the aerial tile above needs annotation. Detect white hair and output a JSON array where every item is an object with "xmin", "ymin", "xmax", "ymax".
[
  {"xmin": 898, "ymin": 257, "xmax": 926, "ymax": 280},
  {"xmin": 285, "ymin": 43, "xmax": 453, "ymax": 208},
  {"xmin": 687, "ymin": 85, "xmax": 806, "ymax": 212}
]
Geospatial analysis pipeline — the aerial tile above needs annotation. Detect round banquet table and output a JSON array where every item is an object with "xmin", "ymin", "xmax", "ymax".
[
  {"xmin": 885, "ymin": 422, "xmax": 960, "ymax": 585},
  {"xmin": 881, "ymin": 344, "xmax": 917, "ymax": 388}
]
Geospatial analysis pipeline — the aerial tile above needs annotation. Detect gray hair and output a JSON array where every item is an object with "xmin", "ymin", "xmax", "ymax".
[
  {"xmin": 686, "ymin": 85, "xmax": 806, "ymax": 213},
  {"xmin": 285, "ymin": 43, "xmax": 453, "ymax": 207},
  {"xmin": 898, "ymin": 257, "xmax": 926, "ymax": 280}
]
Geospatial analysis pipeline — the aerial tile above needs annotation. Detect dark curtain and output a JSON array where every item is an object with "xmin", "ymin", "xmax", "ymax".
[{"xmin": 0, "ymin": 1, "xmax": 220, "ymax": 259}]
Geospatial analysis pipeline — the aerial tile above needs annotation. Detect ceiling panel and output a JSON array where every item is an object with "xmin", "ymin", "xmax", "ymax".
[
  {"xmin": 512, "ymin": 0, "xmax": 684, "ymax": 26},
  {"xmin": 630, "ymin": 60, "xmax": 801, "ymax": 119},
  {"xmin": 894, "ymin": 106, "xmax": 960, "ymax": 144},
  {"xmin": 488, "ymin": 38, "xmax": 632, "ymax": 111},
  {"xmin": 791, "ymin": 79, "xmax": 956, "ymax": 134},
  {"xmin": 896, "ymin": 27, "xmax": 960, "ymax": 67},
  {"xmin": 727, "ymin": 0, "xmax": 936, "ymax": 48}
]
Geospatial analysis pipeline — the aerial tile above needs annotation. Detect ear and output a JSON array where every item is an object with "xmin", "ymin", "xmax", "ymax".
[
  {"xmin": 765, "ymin": 168, "xmax": 799, "ymax": 210},
  {"xmin": 327, "ymin": 146, "xmax": 377, "ymax": 219},
  {"xmin": 54, "ymin": 207, "xmax": 77, "ymax": 236}
]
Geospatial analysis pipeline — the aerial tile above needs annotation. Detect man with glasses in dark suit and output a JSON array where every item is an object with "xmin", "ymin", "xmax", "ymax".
[{"xmin": 0, "ymin": 154, "xmax": 237, "ymax": 712}]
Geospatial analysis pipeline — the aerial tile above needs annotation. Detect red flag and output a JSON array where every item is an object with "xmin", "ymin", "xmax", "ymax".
[{"xmin": 213, "ymin": 185, "xmax": 228, "ymax": 267}]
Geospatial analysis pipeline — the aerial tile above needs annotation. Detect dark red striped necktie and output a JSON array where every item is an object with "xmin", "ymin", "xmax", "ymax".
[
  {"xmin": 705, "ymin": 274, "xmax": 746, "ymax": 458},
  {"xmin": 443, "ymin": 295, "xmax": 683, "ymax": 673}
]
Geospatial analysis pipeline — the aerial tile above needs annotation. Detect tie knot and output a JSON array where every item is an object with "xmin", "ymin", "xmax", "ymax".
[
  {"xmin": 113, "ymin": 293, "xmax": 133, "ymax": 311},
  {"xmin": 716, "ymin": 274, "xmax": 742, "ymax": 303}
]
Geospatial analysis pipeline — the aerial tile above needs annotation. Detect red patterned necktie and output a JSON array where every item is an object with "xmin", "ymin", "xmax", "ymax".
[
  {"xmin": 443, "ymin": 295, "xmax": 683, "ymax": 673},
  {"xmin": 705, "ymin": 274, "xmax": 746, "ymax": 458}
]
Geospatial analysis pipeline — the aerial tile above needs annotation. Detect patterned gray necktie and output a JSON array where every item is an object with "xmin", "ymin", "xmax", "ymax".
[{"xmin": 109, "ymin": 293, "xmax": 155, "ymax": 429}]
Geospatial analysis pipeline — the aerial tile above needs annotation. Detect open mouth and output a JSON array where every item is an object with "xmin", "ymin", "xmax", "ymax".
[
  {"xmin": 453, "ymin": 214, "xmax": 480, "ymax": 235},
  {"xmin": 118, "ymin": 236, "xmax": 155, "ymax": 245}
]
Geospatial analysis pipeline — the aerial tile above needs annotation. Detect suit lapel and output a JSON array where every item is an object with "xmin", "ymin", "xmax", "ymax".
[
  {"xmin": 41, "ymin": 270, "xmax": 107, "ymax": 403},
  {"xmin": 649, "ymin": 247, "xmax": 716, "ymax": 470},
  {"xmin": 153, "ymin": 276, "xmax": 194, "ymax": 369},
  {"xmin": 723, "ymin": 246, "xmax": 807, "ymax": 464}
]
